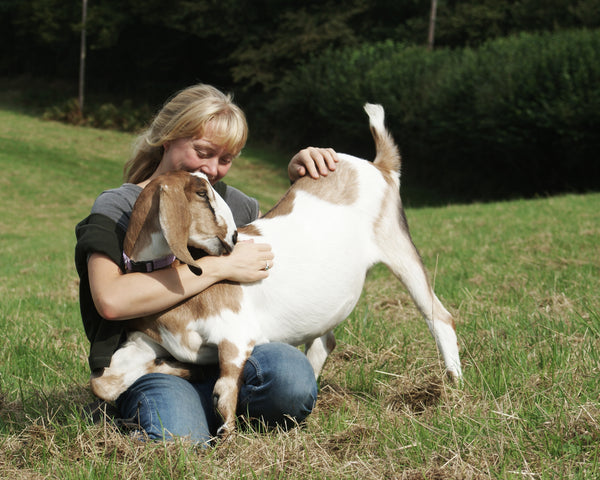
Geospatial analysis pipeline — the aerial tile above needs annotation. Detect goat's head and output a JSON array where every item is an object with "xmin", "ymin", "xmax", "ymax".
[{"xmin": 133, "ymin": 170, "xmax": 238, "ymax": 274}]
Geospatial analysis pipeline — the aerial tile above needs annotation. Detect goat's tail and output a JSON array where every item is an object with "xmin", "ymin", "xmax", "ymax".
[{"xmin": 364, "ymin": 103, "xmax": 401, "ymax": 175}]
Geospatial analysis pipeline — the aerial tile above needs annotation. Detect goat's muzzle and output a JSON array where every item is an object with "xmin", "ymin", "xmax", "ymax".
[{"xmin": 220, "ymin": 230, "xmax": 238, "ymax": 255}]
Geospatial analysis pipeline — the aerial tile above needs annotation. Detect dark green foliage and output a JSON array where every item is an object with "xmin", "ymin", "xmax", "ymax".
[
  {"xmin": 3, "ymin": 0, "xmax": 599, "ymax": 97},
  {"xmin": 268, "ymin": 30, "xmax": 600, "ymax": 201}
]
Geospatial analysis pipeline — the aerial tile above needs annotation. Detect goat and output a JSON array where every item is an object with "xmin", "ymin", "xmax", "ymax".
[{"xmin": 90, "ymin": 104, "xmax": 463, "ymax": 437}]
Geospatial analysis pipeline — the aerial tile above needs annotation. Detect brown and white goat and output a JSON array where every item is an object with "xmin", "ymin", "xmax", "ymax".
[{"xmin": 91, "ymin": 104, "xmax": 462, "ymax": 436}]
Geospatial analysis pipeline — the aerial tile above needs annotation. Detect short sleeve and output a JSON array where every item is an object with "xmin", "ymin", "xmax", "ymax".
[
  {"xmin": 75, "ymin": 213, "xmax": 126, "ymax": 275},
  {"xmin": 214, "ymin": 182, "xmax": 260, "ymax": 226}
]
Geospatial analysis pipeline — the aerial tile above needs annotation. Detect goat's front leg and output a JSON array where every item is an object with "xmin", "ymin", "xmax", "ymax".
[
  {"xmin": 90, "ymin": 337, "xmax": 178, "ymax": 401},
  {"xmin": 213, "ymin": 339, "xmax": 254, "ymax": 438},
  {"xmin": 305, "ymin": 331, "xmax": 336, "ymax": 379}
]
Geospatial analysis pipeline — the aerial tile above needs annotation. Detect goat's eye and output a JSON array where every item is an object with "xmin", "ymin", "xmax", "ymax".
[{"xmin": 196, "ymin": 190, "xmax": 207, "ymax": 198}]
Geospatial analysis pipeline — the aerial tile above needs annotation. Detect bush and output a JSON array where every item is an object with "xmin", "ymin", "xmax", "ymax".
[
  {"xmin": 266, "ymin": 30, "xmax": 600, "ymax": 201},
  {"xmin": 43, "ymin": 98, "xmax": 152, "ymax": 132}
]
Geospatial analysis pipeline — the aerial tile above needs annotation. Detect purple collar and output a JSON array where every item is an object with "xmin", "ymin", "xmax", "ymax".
[{"xmin": 122, "ymin": 251, "xmax": 177, "ymax": 273}]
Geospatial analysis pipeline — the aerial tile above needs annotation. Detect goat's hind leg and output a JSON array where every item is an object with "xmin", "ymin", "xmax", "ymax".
[
  {"xmin": 379, "ymin": 224, "xmax": 462, "ymax": 380},
  {"xmin": 305, "ymin": 331, "xmax": 336, "ymax": 379},
  {"xmin": 212, "ymin": 339, "xmax": 255, "ymax": 437}
]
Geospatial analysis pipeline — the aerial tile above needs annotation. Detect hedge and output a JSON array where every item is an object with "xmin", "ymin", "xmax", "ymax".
[{"xmin": 261, "ymin": 29, "xmax": 600, "ymax": 201}]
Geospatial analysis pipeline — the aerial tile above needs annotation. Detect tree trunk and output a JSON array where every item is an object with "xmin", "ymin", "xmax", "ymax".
[
  {"xmin": 428, "ymin": 0, "xmax": 437, "ymax": 51},
  {"xmin": 78, "ymin": 0, "xmax": 88, "ymax": 117}
]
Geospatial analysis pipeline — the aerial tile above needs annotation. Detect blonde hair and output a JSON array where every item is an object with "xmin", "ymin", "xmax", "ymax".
[{"xmin": 124, "ymin": 84, "xmax": 248, "ymax": 184}]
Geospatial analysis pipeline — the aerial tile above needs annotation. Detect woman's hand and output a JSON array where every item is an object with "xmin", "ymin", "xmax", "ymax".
[
  {"xmin": 206, "ymin": 240, "xmax": 274, "ymax": 283},
  {"xmin": 288, "ymin": 147, "xmax": 339, "ymax": 183}
]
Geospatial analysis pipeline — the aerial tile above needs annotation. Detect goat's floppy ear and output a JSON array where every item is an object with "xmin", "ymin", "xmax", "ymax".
[{"xmin": 158, "ymin": 183, "xmax": 204, "ymax": 275}]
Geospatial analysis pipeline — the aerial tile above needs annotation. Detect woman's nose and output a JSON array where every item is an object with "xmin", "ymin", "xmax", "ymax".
[{"xmin": 199, "ymin": 158, "xmax": 218, "ymax": 177}]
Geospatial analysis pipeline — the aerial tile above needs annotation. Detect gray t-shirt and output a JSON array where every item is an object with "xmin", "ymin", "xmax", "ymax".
[{"xmin": 91, "ymin": 180, "xmax": 259, "ymax": 230}]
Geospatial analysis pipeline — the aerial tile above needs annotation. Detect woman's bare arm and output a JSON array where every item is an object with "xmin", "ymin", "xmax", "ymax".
[{"xmin": 89, "ymin": 241, "xmax": 274, "ymax": 321}]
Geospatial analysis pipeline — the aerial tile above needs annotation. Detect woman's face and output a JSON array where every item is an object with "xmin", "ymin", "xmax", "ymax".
[{"xmin": 159, "ymin": 131, "xmax": 235, "ymax": 185}]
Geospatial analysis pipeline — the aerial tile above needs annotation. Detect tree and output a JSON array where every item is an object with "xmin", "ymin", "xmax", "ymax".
[
  {"xmin": 78, "ymin": 0, "xmax": 88, "ymax": 116},
  {"xmin": 428, "ymin": 0, "xmax": 438, "ymax": 50}
]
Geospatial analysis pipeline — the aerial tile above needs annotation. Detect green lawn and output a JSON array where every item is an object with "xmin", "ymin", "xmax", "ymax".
[{"xmin": 1, "ymin": 109, "xmax": 599, "ymax": 479}]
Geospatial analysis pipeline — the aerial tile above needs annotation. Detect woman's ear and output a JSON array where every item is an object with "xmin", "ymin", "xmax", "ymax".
[{"xmin": 163, "ymin": 141, "xmax": 171, "ymax": 151}]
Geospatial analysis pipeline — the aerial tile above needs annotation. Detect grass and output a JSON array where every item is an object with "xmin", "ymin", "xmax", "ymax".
[{"xmin": 1, "ymin": 107, "xmax": 599, "ymax": 479}]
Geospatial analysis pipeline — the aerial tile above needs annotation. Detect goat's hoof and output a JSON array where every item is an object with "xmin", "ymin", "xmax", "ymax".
[
  {"xmin": 216, "ymin": 422, "xmax": 235, "ymax": 439},
  {"xmin": 445, "ymin": 369, "xmax": 464, "ymax": 387}
]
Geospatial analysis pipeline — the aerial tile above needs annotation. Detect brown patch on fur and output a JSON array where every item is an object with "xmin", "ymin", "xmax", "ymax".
[
  {"xmin": 89, "ymin": 370, "xmax": 126, "ymax": 401},
  {"xmin": 239, "ymin": 223, "xmax": 262, "ymax": 237},
  {"xmin": 263, "ymin": 162, "xmax": 359, "ymax": 219},
  {"xmin": 194, "ymin": 281, "xmax": 243, "ymax": 317},
  {"xmin": 430, "ymin": 298, "xmax": 457, "ymax": 330},
  {"xmin": 123, "ymin": 183, "xmax": 161, "ymax": 258},
  {"xmin": 262, "ymin": 189, "xmax": 297, "ymax": 219},
  {"xmin": 129, "ymin": 282, "xmax": 244, "ymax": 351},
  {"xmin": 218, "ymin": 339, "xmax": 254, "ymax": 380},
  {"xmin": 373, "ymin": 183, "xmax": 404, "ymax": 238},
  {"xmin": 440, "ymin": 310, "xmax": 457, "ymax": 330},
  {"xmin": 373, "ymin": 163, "xmax": 398, "ymax": 189},
  {"xmin": 370, "ymin": 112, "xmax": 401, "ymax": 176},
  {"xmin": 218, "ymin": 339, "xmax": 240, "ymax": 379},
  {"xmin": 295, "ymin": 162, "xmax": 359, "ymax": 205},
  {"xmin": 145, "ymin": 358, "xmax": 194, "ymax": 379},
  {"xmin": 214, "ymin": 339, "xmax": 255, "ymax": 434},
  {"xmin": 126, "ymin": 317, "xmax": 162, "ymax": 344}
]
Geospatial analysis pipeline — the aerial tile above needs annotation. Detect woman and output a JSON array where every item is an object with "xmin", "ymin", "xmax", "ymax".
[{"xmin": 75, "ymin": 84, "xmax": 338, "ymax": 444}]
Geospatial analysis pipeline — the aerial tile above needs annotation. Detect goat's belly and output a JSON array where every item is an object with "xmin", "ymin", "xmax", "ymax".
[
  {"xmin": 264, "ymin": 303, "xmax": 358, "ymax": 346},
  {"xmin": 250, "ymin": 271, "xmax": 367, "ymax": 346}
]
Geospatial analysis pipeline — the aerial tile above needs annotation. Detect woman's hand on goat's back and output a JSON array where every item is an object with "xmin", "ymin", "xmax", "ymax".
[{"xmin": 288, "ymin": 147, "xmax": 339, "ymax": 183}]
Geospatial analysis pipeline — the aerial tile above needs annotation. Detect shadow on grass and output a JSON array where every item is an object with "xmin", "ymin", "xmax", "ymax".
[{"xmin": 0, "ymin": 383, "xmax": 95, "ymax": 433}]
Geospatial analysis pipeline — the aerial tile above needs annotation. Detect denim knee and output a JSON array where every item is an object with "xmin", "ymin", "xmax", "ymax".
[
  {"xmin": 239, "ymin": 343, "xmax": 318, "ymax": 427},
  {"xmin": 116, "ymin": 373, "xmax": 217, "ymax": 444}
]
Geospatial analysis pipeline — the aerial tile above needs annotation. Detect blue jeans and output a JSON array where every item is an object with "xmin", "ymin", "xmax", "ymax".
[{"xmin": 116, "ymin": 343, "xmax": 318, "ymax": 444}]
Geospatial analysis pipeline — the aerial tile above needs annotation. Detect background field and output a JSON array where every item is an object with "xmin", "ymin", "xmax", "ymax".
[{"xmin": 1, "ymin": 109, "xmax": 599, "ymax": 479}]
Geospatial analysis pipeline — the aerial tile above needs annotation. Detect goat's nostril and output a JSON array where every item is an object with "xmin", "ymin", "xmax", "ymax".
[{"xmin": 232, "ymin": 231, "xmax": 238, "ymax": 245}]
